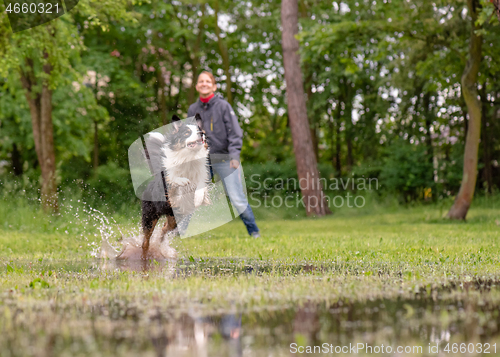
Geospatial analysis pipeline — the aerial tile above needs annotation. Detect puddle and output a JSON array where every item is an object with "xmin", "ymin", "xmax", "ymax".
[
  {"xmin": 2, "ymin": 292, "xmax": 500, "ymax": 356},
  {"xmin": 2, "ymin": 255, "xmax": 500, "ymax": 356},
  {"xmin": 5, "ymin": 197, "xmax": 500, "ymax": 354},
  {"xmin": 142, "ymin": 296, "xmax": 500, "ymax": 356},
  {"xmin": 84, "ymin": 290, "xmax": 500, "ymax": 356}
]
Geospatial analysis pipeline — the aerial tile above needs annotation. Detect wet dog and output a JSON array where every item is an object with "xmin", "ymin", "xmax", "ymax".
[{"xmin": 139, "ymin": 114, "xmax": 209, "ymax": 259}]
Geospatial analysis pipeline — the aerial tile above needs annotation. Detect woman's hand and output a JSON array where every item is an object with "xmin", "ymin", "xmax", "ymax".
[{"xmin": 230, "ymin": 159, "xmax": 240, "ymax": 169}]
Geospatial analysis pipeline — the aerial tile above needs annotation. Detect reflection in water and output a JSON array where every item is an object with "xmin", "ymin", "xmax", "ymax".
[
  {"xmin": 2, "ymin": 256, "xmax": 500, "ymax": 356},
  {"xmin": 146, "ymin": 312, "xmax": 242, "ymax": 357},
  {"xmin": 293, "ymin": 303, "xmax": 320, "ymax": 346},
  {"xmin": 125, "ymin": 294, "xmax": 500, "ymax": 357}
]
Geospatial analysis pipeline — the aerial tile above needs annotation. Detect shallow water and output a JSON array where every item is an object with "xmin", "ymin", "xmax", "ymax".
[
  {"xmin": 2, "ymin": 289, "xmax": 500, "ymax": 356},
  {"xmin": 2, "ymin": 257, "xmax": 500, "ymax": 356},
  {"xmin": 149, "ymin": 295, "xmax": 500, "ymax": 357}
]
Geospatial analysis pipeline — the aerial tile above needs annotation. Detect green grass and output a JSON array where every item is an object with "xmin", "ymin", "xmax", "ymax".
[
  {"xmin": 1, "ymin": 196, "xmax": 500, "ymax": 356},
  {"xmin": 1, "ymin": 196, "xmax": 500, "ymax": 291},
  {"xmin": 178, "ymin": 207, "xmax": 499, "ymax": 263}
]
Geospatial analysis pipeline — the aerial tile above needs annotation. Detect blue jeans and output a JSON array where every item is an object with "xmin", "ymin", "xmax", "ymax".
[{"xmin": 211, "ymin": 161, "xmax": 259, "ymax": 235}]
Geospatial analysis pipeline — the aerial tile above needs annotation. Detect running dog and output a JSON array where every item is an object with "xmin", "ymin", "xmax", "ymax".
[{"xmin": 140, "ymin": 114, "xmax": 210, "ymax": 259}]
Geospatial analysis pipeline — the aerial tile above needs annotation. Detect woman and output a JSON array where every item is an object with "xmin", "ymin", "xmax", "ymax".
[{"xmin": 188, "ymin": 71, "xmax": 260, "ymax": 238}]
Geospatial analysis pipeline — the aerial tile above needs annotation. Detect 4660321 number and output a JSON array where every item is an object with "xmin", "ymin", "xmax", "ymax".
[
  {"xmin": 443, "ymin": 343, "xmax": 496, "ymax": 354},
  {"xmin": 4, "ymin": 2, "xmax": 60, "ymax": 14}
]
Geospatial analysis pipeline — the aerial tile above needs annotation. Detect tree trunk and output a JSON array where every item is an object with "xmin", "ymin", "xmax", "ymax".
[
  {"xmin": 214, "ymin": 0, "xmax": 233, "ymax": 105},
  {"xmin": 423, "ymin": 92, "xmax": 435, "ymax": 185},
  {"xmin": 423, "ymin": 92, "xmax": 436, "ymax": 198},
  {"xmin": 423, "ymin": 92, "xmax": 434, "ymax": 158},
  {"xmin": 188, "ymin": 6, "xmax": 204, "ymax": 105},
  {"xmin": 447, "ymin": 0, "xmax": 482, "ymax": 220},
  {"xmin": 93, "ymin": 120, "xmax": 99, "ymax": 174},
  {"xmin": 281, "ymin": 0, "xmax": 330, "ymax": 216},
  {"xmin": 20, "ymin": 57, "xmax": 58, "ymax": 213},
  {"xmin": 459, "ymin": 95, "xmax": 468, "ymax": 139},
  {"xmin": 480, "ymin": 85, "xmax": 493, "ymax": 193},
  {"xmin": 341, "ymin": 79, "xmax": 354, "ymax": 172},
  {"xmin": 157, "ymin": 69, "xmax": 169, "ymax": 125},
  {"xmin": 303, "ymin": 67, "xmax": 319, "ymax": 161},
  {"xmin": 346, "ymin": 128, "xmax": 353, "ymax": 172},
  {"xmin": 332, "ymin": 101, "xmax": 342, "ymax": 175},
  {"xmin": 40, "ymin": 60, "xmax": 58, "ymax": 212},
  {"xmin": 335, "ymin": 117, "xmax": 341, "ymax": 175},
  {"xmin": 11, "ymin": 143, "xmax": 23, "ymax": 176},
  {"xmin": 20, "ymin": 59, "xmax": 43, "ymax": 167},
  {"xmin": 310, "ymin": 126, "xmax": 319, "ymax": 161},
  {"xmin": 493, "ymin": 0, "xmax": 500, "ymax": 22},
  {"xmin": 168, "ymin": 63, "xmax": 182, "ymax": 115},
  {"xmin": 300, "ymin": 1, "xmax": 318, "ymax": 161}
]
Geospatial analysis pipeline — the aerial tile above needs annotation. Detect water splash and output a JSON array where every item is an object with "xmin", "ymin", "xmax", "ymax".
[
  {"xmin": 103, "ymin": 227, "xmax": 178, "ymax": 261},
  {"xmin": 55, "ymin": 194, "xmax": 178, "ymax": 263},
  {"xmin": 75, "ymin": 205, "xmax": 127, "ymax": 258},
  {"xmin": 97, "ymin": 227, "xmax": 179, "ymax": 273}
]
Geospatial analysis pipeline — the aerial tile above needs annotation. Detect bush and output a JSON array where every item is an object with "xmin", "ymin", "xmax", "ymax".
[
  {"xmin": 243, "ymin": 159, "xmax": 341, "ymax": 195},
  {"xmin": 86, "ymin": 162, "xmax": 137, "ymax": 210},
  {"xmin": 379, "ymin": 139, "xmax": 434, "ymax": 202}
]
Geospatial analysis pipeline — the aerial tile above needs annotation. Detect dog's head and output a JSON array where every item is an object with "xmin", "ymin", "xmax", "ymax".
[{"xmin": 165, "ymin": 115, "xmax": 205, "ymax": 152}]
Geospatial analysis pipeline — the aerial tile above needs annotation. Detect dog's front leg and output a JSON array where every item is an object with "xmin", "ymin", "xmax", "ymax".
[
  {"xmin": 194, "ymin": 186, "xmax": 211, "ymax": 207},
  {"xmin": 142, "ymin": 218, "xmax": 158, "ymax": 260},
  {"xmin": 160, "ymin": 216, "xmax": 177, "ymax": 242},
  {"xmin": 202, "ymin": 186, "xmax": 211, "ymax": 206}
]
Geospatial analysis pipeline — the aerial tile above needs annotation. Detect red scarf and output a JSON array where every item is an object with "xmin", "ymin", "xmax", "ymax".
[{"xmin": 200, "ymin": 93, "xmax": 214, "ymax": 103}]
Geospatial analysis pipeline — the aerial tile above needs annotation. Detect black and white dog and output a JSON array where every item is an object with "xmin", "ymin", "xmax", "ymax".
[{"xmin": 140, "ymin": 114, "xmax": 209, "ymax": 259}]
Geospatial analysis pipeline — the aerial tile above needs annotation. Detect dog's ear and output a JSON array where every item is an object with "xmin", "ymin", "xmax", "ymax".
[
  {"xmin": 171, "ymin": 118, "xmax": 183, "ymax": 133},
  {"xmin": 171, "ymin": 115, "xmax": 182, "ymax": 133},
  {"xmin": 194, "ymin": 113, "xmax": 203, "ymax": 130}
]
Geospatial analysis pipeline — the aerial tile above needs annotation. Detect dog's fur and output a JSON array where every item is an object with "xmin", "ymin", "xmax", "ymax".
[{"xmin": 140, "ymin": 114, "xmax": 209, "ymax": 259}]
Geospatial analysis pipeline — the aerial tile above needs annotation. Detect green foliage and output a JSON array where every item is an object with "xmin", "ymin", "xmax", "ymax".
[
  {"xmin": 1, "ymin": 0, "xmax": 500, "ymax": 210},
  {"xmin": 28, "ymin": 278, "xmax": 50, "ymax": 289},
  {"xmin": 437, "ymin": 143, "xmax": 464, "ymax": 197},
  {"xmin": 86, "ymin": 161, "xmax": 136, "ymax": 209},
  {"xmin": 380, "ymin": 139, "xmax": 434, "ymax": 202}
]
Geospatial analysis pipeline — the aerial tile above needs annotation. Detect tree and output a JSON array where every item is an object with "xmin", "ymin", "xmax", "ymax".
[
  {"xmin": 492, "ymin": 0, "xmax": 500, "ymax": 22},
  {"xmin": 0, "ymin": 0, "xmax": 135, "ymax": 212},
  {"xmin": 20, "ymin": 51, "xmax": 58, "ymax": 211},
  {"xmin": 281, "ymin": 0, "xmax": 330, "ymax": 216},
  {"xmin": 1, "ymin": 0, "xmax": 498, "ymax": 210},
  {"xmin": 0, "ymin": 23, "xmax": 82, "ymax": 212},
  {"xmin": 213, "ymin": 0, "xmax": 233, "ymax": 106},
  {"xmin": 447, "ymin": 0, "xmax": 483, "ymax": 219}
]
